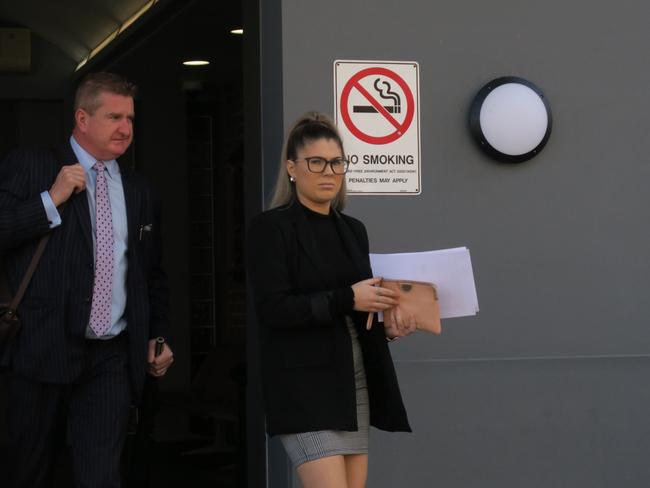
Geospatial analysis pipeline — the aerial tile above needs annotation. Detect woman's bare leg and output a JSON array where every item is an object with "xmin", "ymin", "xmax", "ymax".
[
  {"xmin": 297, "ymin": 455, "xmax": 348, "ymax": 488},
  {"xmin": 344, "ymin": 454, "xmax": 368, "ymax": 488}
]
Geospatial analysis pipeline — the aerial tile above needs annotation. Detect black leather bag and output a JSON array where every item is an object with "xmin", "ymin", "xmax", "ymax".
[
  {"xmin": 0, "ymin": 258, "xmax": 21, "ymax": 368},
  {"xmin": 0, "ymin": 305, "xmax": 21, "ymax": 348},
  {"xmin": 0, "ymin": 259, "xmax": 21, "ymax": 349}
]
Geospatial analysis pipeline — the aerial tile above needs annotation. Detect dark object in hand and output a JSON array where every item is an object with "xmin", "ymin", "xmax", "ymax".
[{"xmin": 154, "ymin": 336, "xmax": 165, "ymax": 357}]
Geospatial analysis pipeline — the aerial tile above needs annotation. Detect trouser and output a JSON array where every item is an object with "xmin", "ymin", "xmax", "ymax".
[{"xmin": 7, "ymin": 333, "xmax": 131, "ymax": 488}]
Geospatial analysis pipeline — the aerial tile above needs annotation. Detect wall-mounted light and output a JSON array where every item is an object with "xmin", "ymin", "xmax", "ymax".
[
  {"xmin": 182, "ymin": 60, "xmax": 210, "ymax": 66},
  {"xmin": 469, "ymin": 76, "xmax": 552, "ymax": 163},
  {"xmin": 230, "ymin": 28, "xmax": 244, "ymax": 35}
]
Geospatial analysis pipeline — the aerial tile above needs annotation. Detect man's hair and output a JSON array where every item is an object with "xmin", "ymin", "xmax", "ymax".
[{"xmin": 74, "ymin": 72, "xmax": 137, "ymax": 114}]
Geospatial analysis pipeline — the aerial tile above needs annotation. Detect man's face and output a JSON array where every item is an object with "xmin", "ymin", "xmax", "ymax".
[{"xmin": 75, "ymin": 92, "xmax": 134, "ymax": 160}]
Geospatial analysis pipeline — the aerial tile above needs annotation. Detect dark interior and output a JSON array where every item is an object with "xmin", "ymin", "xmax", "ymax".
[{"xmin": 0, "ymin": 1, "xmax": 254, "ymax": 486}]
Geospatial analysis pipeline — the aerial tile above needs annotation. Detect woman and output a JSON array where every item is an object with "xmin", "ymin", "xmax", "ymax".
[{"xmin": 247, "ymin": 113, "xmax": 414, "ymax": 488}]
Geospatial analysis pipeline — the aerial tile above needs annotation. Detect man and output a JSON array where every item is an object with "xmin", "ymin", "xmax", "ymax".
[{"xmin": 0, "ymin": 72, "xmax": 174, "ymax": 487}]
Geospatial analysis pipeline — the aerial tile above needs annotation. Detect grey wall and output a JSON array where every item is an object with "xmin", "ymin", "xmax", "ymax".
[{"xmin": 270, "ymin": 0, "xmax": 650, "ymax": 486}]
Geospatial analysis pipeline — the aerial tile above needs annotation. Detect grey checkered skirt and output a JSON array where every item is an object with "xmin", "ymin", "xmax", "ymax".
[{"xmin": 279, "ymin": 317, "xmax": 369, "ymax": 467}]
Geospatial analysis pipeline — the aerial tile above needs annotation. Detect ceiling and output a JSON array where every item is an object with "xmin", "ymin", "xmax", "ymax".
[
  {"xmin": 0, "ymin": 0, "xmax": 245, "ymax": 68},
  {"xmin": 0, "ymin": 0, "xmax": 244, "ymax": 90},
  {"xmin": 0, "ymin": 0, "xmax": 170, "ymax": 63}
]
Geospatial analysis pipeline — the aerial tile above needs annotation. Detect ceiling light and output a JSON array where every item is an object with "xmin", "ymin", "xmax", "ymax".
[
  {"xmin": 230, "ymin": 28, "xmax": 244, "ymax": 35},
  {"xmin": 183, "ymin": 60, "xmax": 210, "ymax": 66}
]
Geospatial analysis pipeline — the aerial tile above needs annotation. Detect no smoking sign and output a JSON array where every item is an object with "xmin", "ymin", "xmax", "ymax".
[{"xmin": 334, "ymin": 60, "xmax": 421, "ymax": 195}]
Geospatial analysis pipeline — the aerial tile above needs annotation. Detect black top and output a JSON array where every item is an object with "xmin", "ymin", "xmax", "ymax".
[{"xmin": 300, "ymin": 203, "xmax": 355, "ymax": 317}]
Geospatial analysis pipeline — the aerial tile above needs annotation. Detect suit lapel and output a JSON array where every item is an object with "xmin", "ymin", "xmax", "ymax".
[
  {"xmin": 56, "ymin": 142, "xmax": 78, "ymax": 167},
  {"xmin": 120, "ymin": 165, "xmax": 141, "ymax": 252},
  {"xmin": 57, "ymin": 143, "xmax": 93, "ymax": 252},
  {"xmin": 70, "ymin": 193, "xmax": 93, "ymax": 251}
]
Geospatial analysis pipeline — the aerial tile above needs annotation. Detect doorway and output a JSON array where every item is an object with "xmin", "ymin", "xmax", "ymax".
[{"xmin": 91, "ymin": 0, "xmax": 249, "ymax": 485}]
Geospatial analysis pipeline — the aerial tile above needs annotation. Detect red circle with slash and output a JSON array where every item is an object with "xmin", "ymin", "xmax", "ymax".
[{"xmin": 340, "ymin": 67, "xmax": 414, "ymax": 145}]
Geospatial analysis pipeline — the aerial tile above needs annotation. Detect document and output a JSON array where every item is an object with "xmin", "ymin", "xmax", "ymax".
[{"xmin": 370, "ymin": 247, "xmax": 479, "ymax": 319}]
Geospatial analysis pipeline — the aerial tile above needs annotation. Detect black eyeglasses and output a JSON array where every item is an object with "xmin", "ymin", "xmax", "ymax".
[{"xmin": 293, "ymin": 156, "xmax": 350, "ymax": 174}]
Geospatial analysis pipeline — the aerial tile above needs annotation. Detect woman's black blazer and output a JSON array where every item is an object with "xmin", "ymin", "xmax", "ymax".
[{"xmin": 247, "ymin": 200, "xmax": 411, "ymax": 435}]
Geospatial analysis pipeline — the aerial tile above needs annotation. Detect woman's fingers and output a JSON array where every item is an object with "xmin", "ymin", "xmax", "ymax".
[
  {"xmin": 374, "ymin": 287, "xmax": 398, "ymax": 308},
  {"xmin": 375, "ymin": 286, "xmax": 398, "ymax": 298},
  {"xmin": 409, "ymin": 314, "xmax": 417, "ymax": 333},
  {"xmin": 392, "ymin": 308, "xmax": 417, "ymax": 336},
  {"xmin": 402, "ymin": 313, "xmax": 416, "ymax": 335},
  {"xmin": 365, "ymin": 276, "xmax": 383, "ymax": 286},
  {"xmin": 385, "ymin": 308, "xmax": 398, "ymax": 338},
  {"xmin": 352, "ymin": 278, "xmax": 399, "ymax": 312},
  {"xmin": 393, "ymin": 306, "xmax": 403, "ymax": 334}
]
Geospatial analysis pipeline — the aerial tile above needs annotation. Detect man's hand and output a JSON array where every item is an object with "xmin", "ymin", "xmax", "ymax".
[
  {"xmin": 147, "ymin": 339, "xmax": 174, "ymax": 377},
  {"xmin": 49, "ymin": 164, "xmax": 86, "ymax": 206}
]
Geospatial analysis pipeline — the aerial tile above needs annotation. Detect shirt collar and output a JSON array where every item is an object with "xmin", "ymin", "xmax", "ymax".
[{"xmin": 69, "ymin": 135, "xmax": 120, "ymax": 179}]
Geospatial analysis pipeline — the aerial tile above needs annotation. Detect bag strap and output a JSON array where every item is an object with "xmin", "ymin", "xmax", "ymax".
[
  {"xmin": 6, "ymin": 146, "xmax": 76, "ymax": 313},
  {"xmin": 8, "ymin": 201, "xmax": 68, "ymax": 312}
]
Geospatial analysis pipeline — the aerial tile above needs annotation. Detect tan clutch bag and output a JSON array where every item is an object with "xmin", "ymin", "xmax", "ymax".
[{"xmin": 382, "ymin": 279, "xmax": 441, "ymax": 335}]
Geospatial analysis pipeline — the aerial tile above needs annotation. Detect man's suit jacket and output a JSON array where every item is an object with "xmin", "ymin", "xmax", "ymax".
[
  {"xmin": 247, "ymin": 199, "xmax": 411, "ymax": 435},
  {"xmin": 0, "ymin": 142, "xmax": 168, "ymax": 401}
]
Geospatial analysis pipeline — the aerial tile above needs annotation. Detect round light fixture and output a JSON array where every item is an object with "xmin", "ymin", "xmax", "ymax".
[
  {"xmin": 469, "ymin": 76, "xmax": 552, "ymax": 163},
  {"xmin": 182, "ymin": 60, "xmax": 210, "ymax": 66}
]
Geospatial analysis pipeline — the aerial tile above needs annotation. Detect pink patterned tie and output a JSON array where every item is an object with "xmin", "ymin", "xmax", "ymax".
[{"xmin": 89, "ymin": 161, "xmax": 113, "ymax": 337}]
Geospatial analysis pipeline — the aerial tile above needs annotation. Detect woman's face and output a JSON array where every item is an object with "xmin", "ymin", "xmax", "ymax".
[{"xmin": 286, "ymin": 138, "xmax": 344, "ymax": 214}]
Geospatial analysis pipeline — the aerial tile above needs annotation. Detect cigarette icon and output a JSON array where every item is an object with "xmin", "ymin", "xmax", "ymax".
[
  {"xmin": 352, "ymin": 79, "xmax": 402, "ymax": 114},
  {"xmin": 353, "ymin": 105, "xmax": 401, "ymax": 113}
]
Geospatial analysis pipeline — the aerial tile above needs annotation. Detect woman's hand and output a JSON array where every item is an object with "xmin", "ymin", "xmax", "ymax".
[
  {"xmin": 352, "ymin": 277, "xmax": 398, "ymax": 312},
  {"xmin": 385, "ymin": 306, "xmax": 417, "ymax": 340}
]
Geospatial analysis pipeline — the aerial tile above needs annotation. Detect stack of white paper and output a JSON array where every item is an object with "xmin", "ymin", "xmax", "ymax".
[{"xmin": 369, "ymin": 247, "xmax": 479, "ymax": 319}]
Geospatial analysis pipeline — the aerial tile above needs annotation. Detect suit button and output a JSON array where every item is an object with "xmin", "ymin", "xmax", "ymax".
[{"xmin": 85, "ymin": 297, "xmax": 92, "ymax": 303}]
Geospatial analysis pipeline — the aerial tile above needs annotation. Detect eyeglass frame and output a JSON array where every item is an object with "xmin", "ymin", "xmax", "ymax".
[{"xmin": 290, "ymin": 156, "xmax": 350, "ymax": 174}]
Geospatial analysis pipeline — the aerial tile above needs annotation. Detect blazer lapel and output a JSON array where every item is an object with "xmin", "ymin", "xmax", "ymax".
[{"xmin": 332, "ymin": 209, "xmax": 371, "ymax": 279}]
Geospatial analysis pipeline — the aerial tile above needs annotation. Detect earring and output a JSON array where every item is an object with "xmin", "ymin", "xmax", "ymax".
[{"xmin": 290, "ymin": 176, "xmax": 296, "ymax": 183}]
